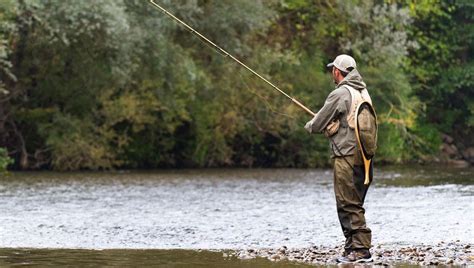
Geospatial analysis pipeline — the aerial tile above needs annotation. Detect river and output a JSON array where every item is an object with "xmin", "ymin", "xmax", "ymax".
[{"xmin": 0, "ymin": 165, "xmax": 472, "ymax": 266}]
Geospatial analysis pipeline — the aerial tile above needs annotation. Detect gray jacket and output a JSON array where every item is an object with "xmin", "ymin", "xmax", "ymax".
[{"xmin": 305, "ymin": 69, "xmax": 368, "ymax": 157}]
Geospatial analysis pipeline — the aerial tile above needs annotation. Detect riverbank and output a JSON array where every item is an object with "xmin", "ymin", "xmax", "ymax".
[{"xmin": 232, "ymin": 241, "xmax": 474, "ymax": 266}]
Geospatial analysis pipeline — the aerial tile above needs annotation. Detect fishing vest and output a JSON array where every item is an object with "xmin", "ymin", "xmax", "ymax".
[
  {"xmin": 325, "ymin": 84, "xmax": 377, "ymax": 185},
  {"xmin": 345, "ymin": 85, "xmax": 372, "ymax": 129},
  {"xmin": 324, "ymin": 85, "xmax": 375, "ymax": 140}
]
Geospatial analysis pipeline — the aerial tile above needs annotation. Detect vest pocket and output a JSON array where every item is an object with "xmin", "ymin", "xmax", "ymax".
[{"xmin": 324, "ymin": 120, "xmax": 340, "ymax": 137}]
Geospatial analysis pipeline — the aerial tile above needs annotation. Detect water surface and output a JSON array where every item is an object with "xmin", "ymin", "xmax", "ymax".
[
  {"xmin": 0, "ymin": 248, "xmax": 313, "ymax": 267},
  {"xmin": 1, "ymin": 166, "xmax": 472, "ymax": 249}
]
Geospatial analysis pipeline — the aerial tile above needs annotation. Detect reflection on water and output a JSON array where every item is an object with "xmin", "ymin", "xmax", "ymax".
[
  {"xmin": 0, "ymin": 248, "xmax": 424, "ymax": 267},
  {"xmin": 375, "ymin": 164, "xmax": 474, "ymax": 187},
  {"xmin": 0, "ymin": 166, "xmax": 472, "ymax": 251},
  {"xmin": 0, "ymin": 248, "xmax": 313, "ymax": 267}
]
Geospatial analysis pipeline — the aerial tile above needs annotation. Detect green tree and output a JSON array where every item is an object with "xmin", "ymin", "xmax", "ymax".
[
  {"xmin": 407, "ymin": 0, "xmax": 473, "ymax": 148},
  {"xmin": 0, "ymin": 0, "xmax": 471, "ymax": 170}
]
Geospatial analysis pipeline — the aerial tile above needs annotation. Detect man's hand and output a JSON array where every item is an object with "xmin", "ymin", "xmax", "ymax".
[
  {"xmin": 304, "ymin": 114, "xmax": 317, "ymax": 134},
  {"xmin": 304, "ymin": 120, "xmax": 313, "ymax": 133}
]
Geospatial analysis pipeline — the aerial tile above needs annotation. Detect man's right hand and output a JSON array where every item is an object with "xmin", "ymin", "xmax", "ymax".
[
  {"xmin": 304, "ymin": 120, "xmax": 313, "ymax": 133},
  {"xmin": 304, "ymin": 114, "xmax": 318, "ymax": 134}
]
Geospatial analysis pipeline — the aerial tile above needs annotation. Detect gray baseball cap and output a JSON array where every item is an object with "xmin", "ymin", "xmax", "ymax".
[{"xmin": 327, "ymin": 54, "xmax": 357, "ymax": 72}]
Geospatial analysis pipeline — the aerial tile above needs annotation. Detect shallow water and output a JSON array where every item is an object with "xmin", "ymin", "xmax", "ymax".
[
  {"xmin": 0, "ymin": 166, "xmax": 472, "ymax": 266},
  {"xmin": 1, "ymin": 166, "xmax": 472, "ymax": 249},
  {"xmin": 0, "ymin": 248, "xmax": 314, "ymax": 267}
]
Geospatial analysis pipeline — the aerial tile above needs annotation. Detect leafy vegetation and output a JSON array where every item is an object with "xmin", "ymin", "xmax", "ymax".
[
  {"xmin": 0, "ymin": 147, "xmax": 12, "ymax": 172},
  {"xmin": 0, "ymin": 0, "xmax": 471, "ymax": 170}
]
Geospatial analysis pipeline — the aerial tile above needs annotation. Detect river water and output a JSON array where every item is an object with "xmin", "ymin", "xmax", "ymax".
[{"xmin": 0, "ymin": 166, "xmax": 472, "ymax": 266}]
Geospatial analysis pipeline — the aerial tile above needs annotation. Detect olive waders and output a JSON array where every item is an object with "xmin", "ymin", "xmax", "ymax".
[{"xmin": 333, "ymin": 147, "xmax": 372, "ymax": 251}]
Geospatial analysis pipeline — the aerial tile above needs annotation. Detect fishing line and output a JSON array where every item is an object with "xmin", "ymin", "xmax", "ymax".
[
  {"xmin": 186, "ymin": 28, "xmax": 292, "ymax": 119},
  {"xmin": 148, "ymin": 0, "xmax": 315, "ymax": 117}
]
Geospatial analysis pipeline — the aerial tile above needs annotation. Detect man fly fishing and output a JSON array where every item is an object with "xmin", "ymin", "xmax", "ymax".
[
  {"xmin": 149, "ymin": 1, "xmax": 378, "ymax": 264},
  {"xmin": 305, "ymin": 54, "xmax": 377, "ymax": 263}
]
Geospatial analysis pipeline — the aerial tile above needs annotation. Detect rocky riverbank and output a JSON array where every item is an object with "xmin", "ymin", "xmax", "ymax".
[
  {"xmin": 227, "ymin": 241, "xmax": 473, "ymax": 266},
  {"xmin": 439, "ymin": 134, "xmax": 474, "ymax": 167}
]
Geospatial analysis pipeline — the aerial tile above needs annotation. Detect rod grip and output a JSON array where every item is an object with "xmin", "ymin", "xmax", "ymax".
[{"xmin": 292, "ymin": 98, "xmax": 315, "ymax": 117}]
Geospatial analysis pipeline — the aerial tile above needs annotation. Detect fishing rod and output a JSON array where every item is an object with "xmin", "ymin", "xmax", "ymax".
[{"xmin": 148, "ymin": 0, "xmax": 315, "ymax": 117}]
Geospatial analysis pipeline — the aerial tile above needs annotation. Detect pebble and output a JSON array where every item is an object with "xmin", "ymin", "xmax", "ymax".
[{"xmin": 230, "ymin": 241, "xmax": 473, "ymax": 266}]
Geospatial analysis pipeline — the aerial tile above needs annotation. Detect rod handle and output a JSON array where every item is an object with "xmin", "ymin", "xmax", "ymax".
[
  {"xmin": 292, "ymin": 98, "xmax": 315, "ymax": 117},
  {"xmin": 364, "ymin": 158, "xmax": 371, "ymax": 185}
]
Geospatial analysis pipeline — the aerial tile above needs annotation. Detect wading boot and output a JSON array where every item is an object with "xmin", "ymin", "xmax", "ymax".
[{"xmin": 336, "ymin": 249, "xmax": 373, "ymax": 263}]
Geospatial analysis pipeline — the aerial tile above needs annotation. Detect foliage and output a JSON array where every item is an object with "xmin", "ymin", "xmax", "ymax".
[
  {"xmin": 406, "ymin": 0, "xmax": 473, "ymax": 146},
  {"xmin": 0, "ymin": 0, "xmax": 471, "ymax": 170},
  {"xmin": 0, "ymin": 0, "xmax": 17, "ymax": 95},
  {"xmin": 0, "ymin": 148, "xmax": 13, "ymax": 172}
]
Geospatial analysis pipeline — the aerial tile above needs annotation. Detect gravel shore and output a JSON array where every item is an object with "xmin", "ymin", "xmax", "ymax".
[{"xmin": 228, "ymin": 241, "xmax": 473, "ymax": 266}]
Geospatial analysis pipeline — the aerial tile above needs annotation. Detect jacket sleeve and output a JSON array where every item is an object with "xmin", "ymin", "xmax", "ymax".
[{"xmin": 304, "ymin": 88, "xmax": 346, "ymax": 134}]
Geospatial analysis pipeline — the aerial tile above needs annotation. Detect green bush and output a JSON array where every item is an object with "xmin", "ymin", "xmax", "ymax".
[{"xmin": 0, "ymin": 148, "xmax": 13, "ymax": 172}]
